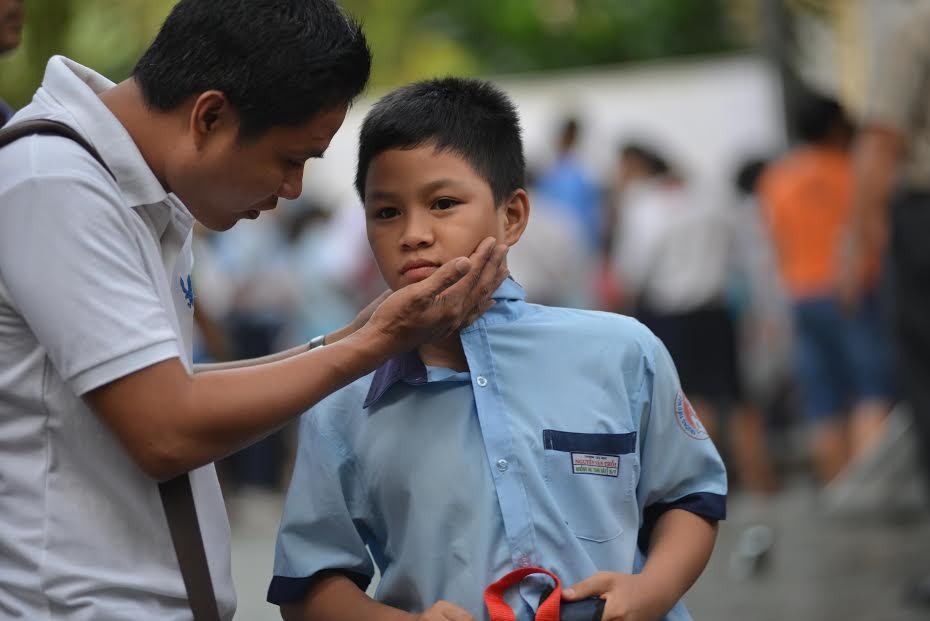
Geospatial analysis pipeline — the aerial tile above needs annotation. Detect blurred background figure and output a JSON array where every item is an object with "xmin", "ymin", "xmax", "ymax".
[
  {"xmin": 759, "ymin": 94, "xmax": 892, "ymax": 486},
  {"xmin": 535, "ymin": 117, "xmax": 604, "ymax": 258},
  {"xmin": 842, "ymin": 1, "xmax": 930, "ymax": 607},
  {"xmin": 611, "ymin": 143, "xmax": 778, "ymax": 497},
  {"xmin": 0, "ymin": 0, "xmax": 24, "ymax": 125}
]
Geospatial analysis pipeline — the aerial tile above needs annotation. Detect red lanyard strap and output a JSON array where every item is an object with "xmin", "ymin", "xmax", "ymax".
[{"xmin": 484, "ymin": 567, "xmax": 561, "ymax": 621}]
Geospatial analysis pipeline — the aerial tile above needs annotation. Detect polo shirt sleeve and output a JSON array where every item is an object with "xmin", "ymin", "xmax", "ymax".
[
  {"xmin": 0, "ymin": 168, "xmax": 180, "ymax": 395},
  {"xmin": 268, "ymin": 412, "xmax": 374, "ymax": 605},
  {"xmin": 634, "ymin": 335, "xmax": 727, "ymax": 552}
]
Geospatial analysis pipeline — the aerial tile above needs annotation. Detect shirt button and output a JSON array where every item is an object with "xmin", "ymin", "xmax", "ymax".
[
  {"xmin": 496, "ymin": 459, "xmax": 509, "ymax": 472},
  {"xmin": 476, "ymin": 375, "xmax": 488, "ymax": 387}
]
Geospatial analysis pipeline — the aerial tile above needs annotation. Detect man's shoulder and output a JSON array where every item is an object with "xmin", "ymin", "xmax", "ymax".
[{"xmin": 0, "ymin": 106, "xmax": 116, "ymax": 193}]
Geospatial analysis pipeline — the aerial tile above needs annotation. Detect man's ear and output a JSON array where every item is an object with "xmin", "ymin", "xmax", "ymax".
[
  {"xmin": 501, "ymin": 189, "xmax": 530, "ymax": 246},
  {"xmin": 188, "ymin": 90, "xmax": 235, "ymax": 150}
]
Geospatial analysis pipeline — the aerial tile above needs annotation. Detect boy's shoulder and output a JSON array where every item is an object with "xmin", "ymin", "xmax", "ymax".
[
  {"xmin": 298, "ymin": 371, "xmax": 376, "ymax": 441},
  {"xmin": 515, "ymin": 304, "xmax": 663, "ymax": 364}
]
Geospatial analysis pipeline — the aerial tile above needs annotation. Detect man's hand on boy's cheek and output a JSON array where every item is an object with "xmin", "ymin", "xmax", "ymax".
[
  {"xmin": 363, "ymin": 237, "xmax": 508, "ymax": 352},
  {"xmin": 414, "ymin": 599, "xmax": 475, "ymax": 621},
  {"xmin": 563, "ymin": 571, "xmax": 659, "ymax": 621}
]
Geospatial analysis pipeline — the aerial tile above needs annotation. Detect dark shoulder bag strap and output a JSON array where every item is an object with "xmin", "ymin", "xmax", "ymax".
[{"xmin": 0, "ymin": 120, "xmax": 222, "ymax": 621}]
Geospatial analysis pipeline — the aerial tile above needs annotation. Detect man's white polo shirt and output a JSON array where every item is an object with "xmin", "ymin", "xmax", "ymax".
[{"xmin": 0, "ymin": 56, "xmax": 235, "ymax": 620}]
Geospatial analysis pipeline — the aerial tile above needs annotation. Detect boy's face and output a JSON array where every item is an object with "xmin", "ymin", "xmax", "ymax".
[
  {"xmin": 167, "ymin": 92, "xmax": 348, "ymax": 231},
  {"xmin": 364, "ymin": 145, "xmax": 528, "ymax": 291}
]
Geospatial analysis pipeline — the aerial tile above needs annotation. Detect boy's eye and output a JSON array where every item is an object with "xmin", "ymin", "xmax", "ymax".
[
  {"xmin": 432, "ymin": 198, "xmax": 459, "ymax": 211},
  {"xmin": 374, "ymin": 207, "xmax": 400, "ymax": 220}
]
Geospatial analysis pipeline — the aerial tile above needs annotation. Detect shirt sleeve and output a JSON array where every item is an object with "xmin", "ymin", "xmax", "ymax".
[
  {"xmin": 268, "ymin": 412, "xmax": 375, "ymax": 605},
  {"xmin": 635, "ymin": 334, "xmax": 727, "ymax": 551},
  {"xmin": 0, "ymin": 168, "xmax": 180, "ymax": 395}
]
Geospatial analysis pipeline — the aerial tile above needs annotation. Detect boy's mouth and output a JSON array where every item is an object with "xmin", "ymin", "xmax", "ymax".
[{"xmin": 400, "ymin": 259, "xmax": 442, "ymax": 282}]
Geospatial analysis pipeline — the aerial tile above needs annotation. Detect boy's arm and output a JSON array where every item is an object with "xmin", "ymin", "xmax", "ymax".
[
  {"xmin": 280, "ymin": 572, "xmax": 412, "ymax": 621},
  {"xmin": 280, "ymin": 572, "xmax": 475, "ymax": 621},
  {"xmin": 563, "ymin": 509, "xmax": 717, "ymax": 621}
]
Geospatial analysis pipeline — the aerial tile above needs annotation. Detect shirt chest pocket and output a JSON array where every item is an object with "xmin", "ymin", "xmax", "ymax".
[{"xmin": 542, "ymin": 429, "xmax": 639, "ymax": 543}]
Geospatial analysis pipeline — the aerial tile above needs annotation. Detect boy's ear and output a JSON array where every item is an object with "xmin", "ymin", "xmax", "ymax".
[{"xmin": 501, "ymin": 189, "xmax": 530, "ymax": 247}]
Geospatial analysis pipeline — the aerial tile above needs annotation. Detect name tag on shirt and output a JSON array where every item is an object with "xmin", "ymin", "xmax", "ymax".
[{"xmin": 571, "ymin": 452, "xmax": 620, "ymax": 477}]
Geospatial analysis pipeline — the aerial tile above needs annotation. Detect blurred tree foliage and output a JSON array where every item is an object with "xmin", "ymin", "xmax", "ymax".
[{"xmin": 1, "ymin": 0, "xmax": 748, "ymax": 108}]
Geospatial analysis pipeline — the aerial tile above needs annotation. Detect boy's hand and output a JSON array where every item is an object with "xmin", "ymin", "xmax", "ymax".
[
  {"xmin": 362, "ymin": 237, "xmax": 508, "ymax": 354},
  {"xmin": 413, "ymin": 600, "xmax": 475, "ymax": 621},
  {"xmin": 563, "ymin": 572, "xmax": 659, "ymax": 621}
]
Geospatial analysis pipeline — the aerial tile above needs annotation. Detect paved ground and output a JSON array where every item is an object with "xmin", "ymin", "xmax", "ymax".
[{"xmin": 228, "ymin": 482, "xmax": 930, "ymax": 621}]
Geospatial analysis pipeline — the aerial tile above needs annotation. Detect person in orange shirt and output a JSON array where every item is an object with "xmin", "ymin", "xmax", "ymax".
[{"xmin": 759, "ymin": 94, "xmax": 892, "ymax": 485}]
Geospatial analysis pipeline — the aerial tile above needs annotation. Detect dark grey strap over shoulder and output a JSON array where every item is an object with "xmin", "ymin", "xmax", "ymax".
[{"xmin": 0, "ymin": 119, "xmax": 115, "ymax": 179}]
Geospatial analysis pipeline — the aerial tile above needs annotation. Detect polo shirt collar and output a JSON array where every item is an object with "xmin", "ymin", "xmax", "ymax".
[
  {"xmin": 40, "ymin": 56, "xmax": 171, "ymax": 210},
  {"xmin": 363, "ymin": 277, "xmax": 526, "ymax": 408}
]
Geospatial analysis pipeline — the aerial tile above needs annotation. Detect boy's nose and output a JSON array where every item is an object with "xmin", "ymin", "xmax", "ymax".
[{"xmin": 399, "ymin": 214, "xmax": 434, "ymax": 249}]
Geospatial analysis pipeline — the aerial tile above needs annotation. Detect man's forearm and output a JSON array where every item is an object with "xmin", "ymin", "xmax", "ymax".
[
  {"xmin": 281, "ymin": 572, "xmax": 413, "ymax": 621},
  {"xmin": 637, "ymin": 509, "xmax": 718, "ymax": 619},
  {"xmin": 193, "ymin": 325, "xmax": 358, "ymax": 373},
  {"xmin": 86, "ymin": 325, "xmax": 396, "ymax": 480}
]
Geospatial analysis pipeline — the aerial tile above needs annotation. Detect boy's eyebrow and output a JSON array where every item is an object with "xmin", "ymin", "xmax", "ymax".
[{"xmin": 366, "ymin": 179, "xmax": 466, "ymax": 204}]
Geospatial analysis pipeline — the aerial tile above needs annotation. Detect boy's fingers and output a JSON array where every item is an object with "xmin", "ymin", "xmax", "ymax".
[
  {"xmin": 434, "ymin": 600, "xmax": 474, "ymax": 621},
  {"xmin": 563, "ymin": 572, "xmax": 613, "ymax": 601}
]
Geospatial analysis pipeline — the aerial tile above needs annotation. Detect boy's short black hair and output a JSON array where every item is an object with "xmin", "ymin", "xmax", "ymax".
[
  {"xmin": 355, "ymin": 77, "xmax": 525, "ymax": 204},
  {"xmin": 133, "ymin": 0, "xmax": 371, "ymax": 140}
]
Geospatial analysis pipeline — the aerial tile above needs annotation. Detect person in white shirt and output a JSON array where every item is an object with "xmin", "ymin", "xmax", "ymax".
[{"xmin": 0, "ymin": 1, "xmax": 506, "ymax": 619}]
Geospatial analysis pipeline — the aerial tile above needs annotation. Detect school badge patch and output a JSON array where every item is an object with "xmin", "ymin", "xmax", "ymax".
[{"xmin": 675, "ymin": 391, "xmax": 709, "ymax": 440}]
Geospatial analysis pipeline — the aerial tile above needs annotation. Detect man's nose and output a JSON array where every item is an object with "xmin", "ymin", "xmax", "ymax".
[{"xmin": 278, "ymin": 170, "xmax": 303, "ymax": 200}]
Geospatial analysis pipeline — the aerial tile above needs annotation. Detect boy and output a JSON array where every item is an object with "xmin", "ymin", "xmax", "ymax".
[{"xmin": 269, "ymin": 78, "xmax": 726, "ymax": 621}]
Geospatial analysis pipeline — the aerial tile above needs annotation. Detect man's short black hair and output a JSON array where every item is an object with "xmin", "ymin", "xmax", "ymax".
[
  {"xmin": 355, "ymin": 77, "xmax": 525, "ymax": 204},
  {"xmin": 134, "ymin": 0, "xmax": 371, "ymax": 140}
]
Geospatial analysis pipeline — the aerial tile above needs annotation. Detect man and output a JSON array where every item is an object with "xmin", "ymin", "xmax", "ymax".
[
  {"xmin": 0, "ymin": 1, "xmax": 506, "ymax": 619},
  {"xmin": 0, "ymin": 0, "xmax": 24, "ymax": 125},
  {"xmin": 841, "ymin": 2, "xmax": 930, "ymax": 607}
]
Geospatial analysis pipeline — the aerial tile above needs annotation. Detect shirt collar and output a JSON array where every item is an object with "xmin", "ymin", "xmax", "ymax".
[
  {"xmin": 363, "ymin": 277, "xmax": 526, "ymax": 409},
  {"xmin": 38, "ymin": 56, "xmax": 172, "ymax": 210}
]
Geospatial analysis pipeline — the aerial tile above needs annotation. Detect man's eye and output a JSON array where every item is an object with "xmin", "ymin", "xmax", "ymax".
[
  {"xmin": 433, "ymin": 198, "xmax": 458, "ymax": 210},
  {"xmin": 374, "ymin": 207, "xmax": 399, "ymax": 220}
]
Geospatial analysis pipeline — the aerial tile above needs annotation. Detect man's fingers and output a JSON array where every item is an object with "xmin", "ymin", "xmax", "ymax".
[
  {"xmin": 437, "ymin": 237, "xmax": 499, "ymax": 302},
  {"xmin": 563, "ymin": 572, "xmax": 613, "ymax": 601},
  {"xmin": 413, "ymin": 256, "xmax": 473, "ymax": 300}
]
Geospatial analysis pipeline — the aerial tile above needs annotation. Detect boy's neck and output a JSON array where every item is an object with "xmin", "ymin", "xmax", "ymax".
[{"xmin": 417, "ymin": 335, "xmax": 468, "ymax": 372}]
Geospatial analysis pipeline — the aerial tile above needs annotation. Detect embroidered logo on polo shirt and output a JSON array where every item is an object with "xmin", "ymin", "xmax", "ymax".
[
  {"xmin": 180, "ymin": 274, "xmax": 194, "ymax": 309},
  {"xmin": 676, "ymin": 391, "xmax": 709, "ymax": 440},
  {"xmin": 571, "ymin": 452, "xmax": 620, "ymax": 477}
]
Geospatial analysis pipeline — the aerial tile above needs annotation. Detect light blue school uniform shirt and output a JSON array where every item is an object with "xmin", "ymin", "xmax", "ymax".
[{"xmin": 269, "ymin": 278, "xmax": 726, "ymax": 620}]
